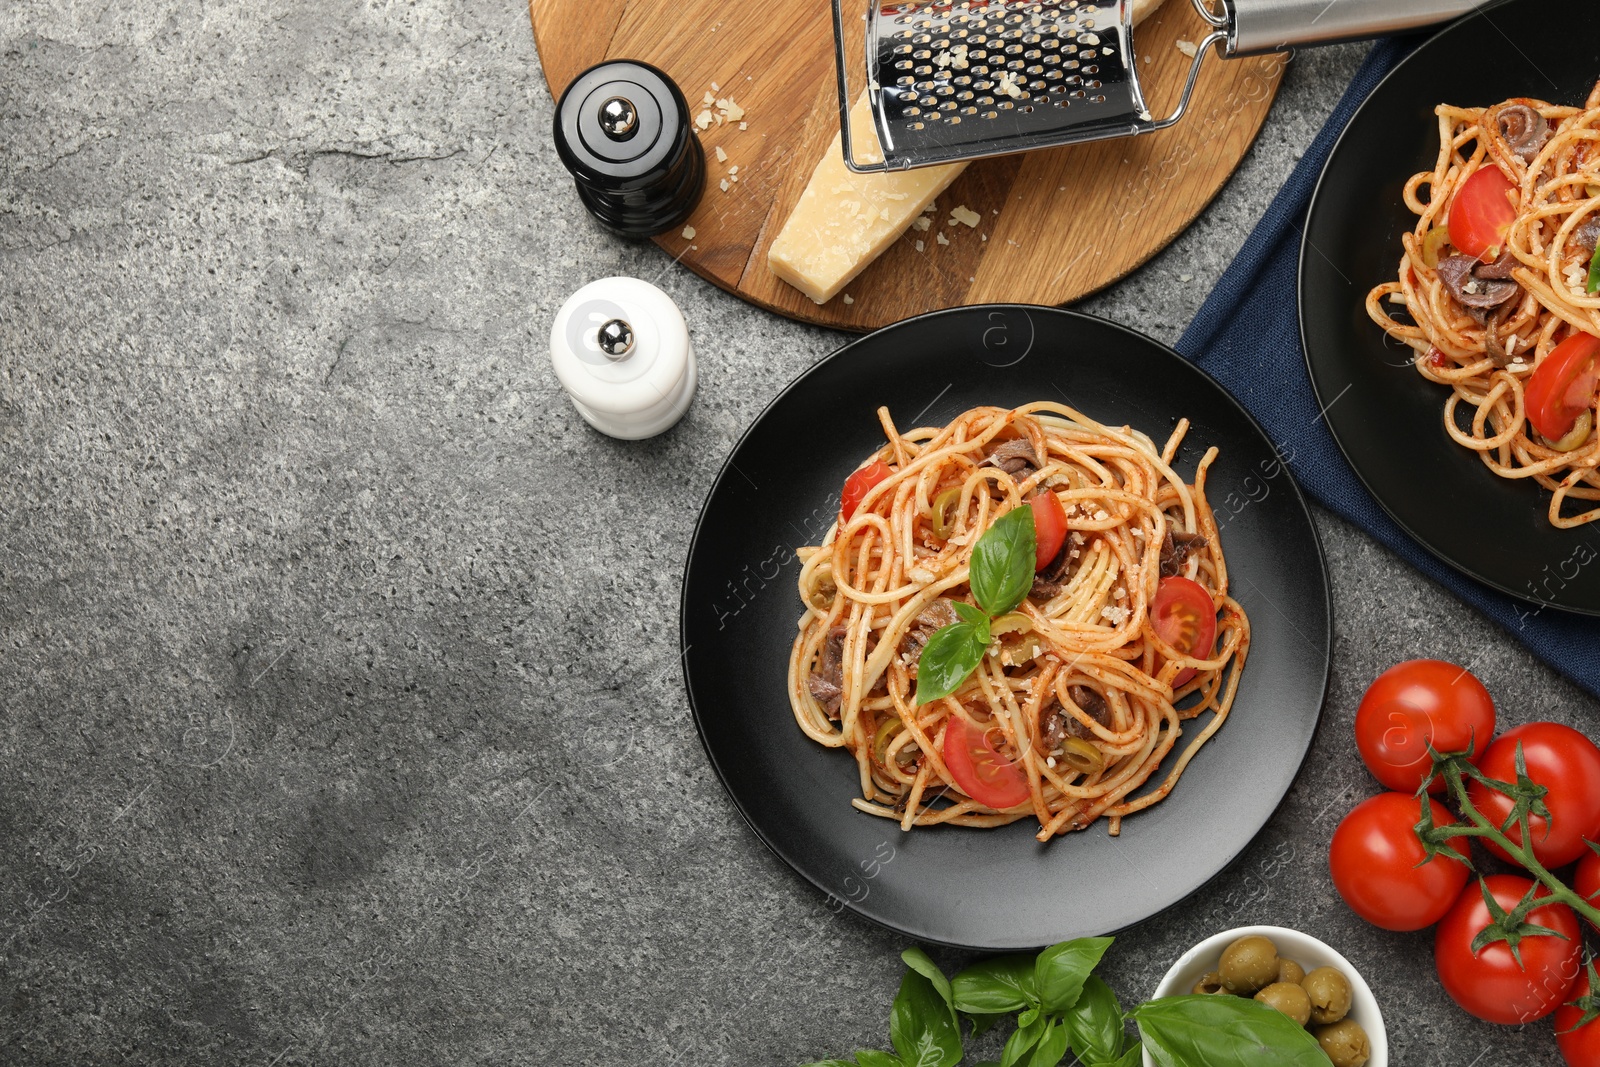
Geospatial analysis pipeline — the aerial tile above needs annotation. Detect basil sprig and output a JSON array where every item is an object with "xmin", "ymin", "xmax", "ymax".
[
  {"xmin": 804, "ymin": 937, "xmax": 1327, "ymax": 1067},
  {"xmin": 913, "ymin": 506, "xmax": 1037, "ymax": 706},
  {"xmin": 1588, "ymin": 241, "xmax": 1600, "ymax": 296}
]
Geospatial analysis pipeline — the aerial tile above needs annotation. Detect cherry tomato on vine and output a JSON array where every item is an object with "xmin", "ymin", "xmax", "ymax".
[
  {"xmin": 1151, "ymin": 576, "xmax": 1217, "ymax": 687},
  {"xmin": 1556, "ymin": 964, "xmax": 1600, "ymax": 1067},
  {"xmin": 1449, "ymin": 165, "xmax": 1518, "ymax": 262},
  {"xmin": 1030, "ymin": 491, "xmax": 1068, "ymax": 571},
  {"xmin": 1354, "ymin": 659, "xmax": 1496, "ymax": 793},
  {"xmin": 1330, "ymin": 792, "xmax": 1470, "ymax": 931},
  {"xmin": 1434, "ymin": 874, "xmax": 1581, "ymax": 1025},
  {"xmin": 943, "ymin": 715, "xmax": 1030, "ymax": 810},
  {"xmin": 1468, "ymin": 722, "xmax": 1600, "ymax": 869},
  {"xmin": 841, "ymin": 460, "xmax": 892, "ymax": 521},
  {"xmin": 1575, "ymin": 849, "xmax": 1600, "ymax": 932}
]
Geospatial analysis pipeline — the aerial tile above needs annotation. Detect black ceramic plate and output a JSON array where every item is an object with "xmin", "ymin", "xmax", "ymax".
[
  {"xmin": 680, "ymin": 307, "xmax": 1330, "ymax": 949},
  {"xmin": 1301, "ymin": 1, "xmax": 1600, "ymax": 612}
]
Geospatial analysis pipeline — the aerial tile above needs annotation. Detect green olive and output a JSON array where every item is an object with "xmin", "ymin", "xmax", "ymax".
[
  {"xmin": 1420, "ymin": 224, "xmax": 1451, "ymax": 269},
  {"xmin": 1254, "ymin": 982, "xmax": 1312, "ymax": 1027},
  {"xmin": 930, "ymin": 486, "xmax": 963, "ymax": 538},
  {"xmin": 990, "ymin": 612, "xmax": 1033, "ymax": 636},
  {"xmin": 1276, "ymin": 958, "xmax": 1306, "ymax": 986},
  {"xmin": 1219, "ymin": 935, "xmax": 1279, "ymax": 995},
  {"xmin": 1191, "ymin": 971, "xmax": 1229, "ymax": 996},
  {"xmin": 1058, "ymin": 737, "xmax": 1105, "ymax": 775},
  {"xmin": 1314, "ymin": 1019, "xmax": 1371, "ymax": 1067},
  {"xmin": 1302, "ymin": 967, "xmax": 1354, "ymax": 1026}
]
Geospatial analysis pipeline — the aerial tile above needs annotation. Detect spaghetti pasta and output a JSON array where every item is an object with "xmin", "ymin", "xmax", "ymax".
[
  {"xmin": 787, "ymin": 403, "xmax": 1250, "ymax": 841},
  {"xmin": 1367, "ymin": 79, "xmax": 1600, "ymax": 527}
]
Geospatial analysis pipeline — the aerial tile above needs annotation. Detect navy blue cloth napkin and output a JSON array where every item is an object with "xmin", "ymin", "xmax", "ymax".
[{"xmin": 1175, "ymin": 39, "xmax": 1600, "ymax": 700}]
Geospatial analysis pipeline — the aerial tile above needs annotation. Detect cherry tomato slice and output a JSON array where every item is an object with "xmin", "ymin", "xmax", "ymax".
[
  {"xmin": 1354, "ymin": 659, "xmax": 1496, "ymax": 794},
  {"xmin": 1030, "ymin": 491, "xmax": 1068, "ymax": 570},
  {"xmin": 1526, "ymin": 333, "xmax": 1600, "ymax": 443},
  {"xmin": 1449, "ymin": 165, "xmax": 1519, "ymax": 262},
  {"xmin": 942, "ymin": 715, "xmax": 1030, "ymax": 810},
  {"xmin": 1152, "ymin": 576, "xmax": 1217, "ymax": 687},
  {"xmin": 1435, "ymin": 874, "xmax": 1581, "ymax": 1025},
  {"xmin": 1469, "ymin": 722, "xmax": 1600, "ymax": 869},
  {"xmin": 841, "ymin": 460, "xmax": 891, "ymax": 521},
  {"xmin": 1330, "ymin": 792, "xmax": 1469, "ymax": 931}
]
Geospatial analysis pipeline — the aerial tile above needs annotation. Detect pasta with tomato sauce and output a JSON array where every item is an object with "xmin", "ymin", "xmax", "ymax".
[
  {"xmin": 788, "ymin": 403, "xmax": 1250, "ymax": 840},
  {"xmin": 1367, "ymin": 79, "xmax": 1600, "ymax": 527}
]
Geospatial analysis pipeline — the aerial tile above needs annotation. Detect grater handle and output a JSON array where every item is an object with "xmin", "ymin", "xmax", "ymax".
[{"xmin": 1219, "ymin": 0, "xmax": 1490, "ymax": 57}]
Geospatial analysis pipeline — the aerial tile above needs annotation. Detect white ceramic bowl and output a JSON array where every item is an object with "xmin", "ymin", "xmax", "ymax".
[{"xmin": 1141, "ymin": 925, "xmax": 1388, "ymax": 1067}]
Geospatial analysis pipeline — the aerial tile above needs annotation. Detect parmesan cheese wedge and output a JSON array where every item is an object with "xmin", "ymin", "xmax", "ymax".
[
  {"xmin": 766, "ymin": 0, "xmax": 1167, "ymax": 305},
  {"xmin": 767, "ymin": 95, "xmax": 965, "ymax": 305}
]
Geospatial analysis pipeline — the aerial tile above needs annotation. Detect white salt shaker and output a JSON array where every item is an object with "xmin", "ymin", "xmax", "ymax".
[{"xmin": 549, "ymin": 277, "xmax": 697, "ymax": 439}]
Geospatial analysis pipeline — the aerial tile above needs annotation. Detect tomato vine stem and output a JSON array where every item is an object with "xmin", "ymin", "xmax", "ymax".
[{"xmin": 1420, "ymin": 746, "xmax": 1600, "ymax": 932}]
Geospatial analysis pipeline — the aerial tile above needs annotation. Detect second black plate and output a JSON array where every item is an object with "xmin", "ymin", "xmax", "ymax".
[
  {"xmin": 1301, "ymin": 1, "xmax": 1600, "ymax": 612},
  {"xmin": 680, "ymin": 306, "xmax": 1330, "ymax": 949}
]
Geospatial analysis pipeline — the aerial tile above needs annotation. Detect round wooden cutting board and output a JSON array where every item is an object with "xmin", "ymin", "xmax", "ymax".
[{"xmin": 530, "ymin": 0, "xmax": 1284, "ymax": 331}]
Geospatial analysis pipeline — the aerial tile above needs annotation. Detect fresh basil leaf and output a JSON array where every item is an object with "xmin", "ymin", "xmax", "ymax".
[
  {"xmin": 969, "ymin": 505, "xmax": 1037, "ymax": 617},
  {"xmin": 1132, "ymin": 995, "xmax": 1327, "ymax": 1067},
  {"xmin": 952, "ymin": 954, "xmax": 1040, "ymax": 1014},
  {"xmin": 912, "ymin": 622, "xmax": 986, "ymax": 705},
  {"xmin": 1024, "ymin": 1018, "xmax": 1071, "ymax": 1067},
  {"xmin": 968, "ymin": 1013, "xmax": 1007, "ymax": 1038},
  {"xmin": 950, "ymin": 600, "xmax": 988, "ymax": 627},
  {"xmin": 1017, "ymin": 1006, "xmax": 1041, "ymax": 1028},
  {"xmin": 854, "ymin": 1053, "xmax": 903, "ymax": 1067},
  {"xmin": 890, "ymin": 969, "xmax": 963, "ymax": 1067},
  {"xmin": 1062, "ymin": 975, "xmax": 1126, "ymax": 1065},
  {"xmin": 901, "ymin": 947, "xmax": 955, "ymax": 1012},
  {"xmin": 1090, "ymin": 1048, "xmax": 1142, "ymax": 1067},
  {"xmin": 1035, "ymin": 937, "xmax": 1113, "ymax": 1015},
  {"xmin": 998, "ymin": 1013, "xmax": 1046, "ymax": 1067},
  {"xmin": 1589, "ymin": 241, "xmax": 1600, "ymax": 296}
]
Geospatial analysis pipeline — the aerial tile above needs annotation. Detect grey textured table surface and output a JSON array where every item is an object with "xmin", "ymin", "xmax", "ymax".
[{"xmin": 1, "ymin": 4, "xmax": 1591, "ymax": 1065}]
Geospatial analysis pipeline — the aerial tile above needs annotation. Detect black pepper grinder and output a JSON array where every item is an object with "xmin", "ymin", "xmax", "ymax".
[{"xmin": 553, "ymin": 60, "xmax": 705, "ymax": 240}]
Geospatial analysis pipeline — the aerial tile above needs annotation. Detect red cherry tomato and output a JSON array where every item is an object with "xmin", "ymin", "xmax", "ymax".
[
  {"xmin": 1575, "ymin": 849, "xmax": 1600, "ymax": 932},
  {"xmin": 1469, "ymin": 722, "xmax": 1600, "ymax": 869},
  {"xmin": 1354, "ymin": 659, "xmax": 1496, "ymax": 794},
  {"xmin": 1526, "ymin": 333, "xmax": 1600, "ymax": 443},
  {"xmin": 1151, "ymin": 576, "xmax": 1217, "ymax": 687},
  {"xmin": 1449, "ymin": 165, "xmax": 1519, "ymax": 262},
  {"xmin": 841, "ymin": 460, "xmax": 892, "ymax": 521},
  {"xmin": 942, "ymin": 715, "xmax": 1030, "ymax": 810},
  {"xmin": 1030, "ymin": 491, "xmax": 1068, "ymax": 571},
  {"xmin": 1435, "ymin": 874, "xmax": 1581, "ymax": 1025},
  {"xmin": 1556, "ymin": 965, "xmax": 1600, "ymax": 1067},
  {"xmin": 1330, "ymin": 792, "xmax": 1470, "ymax": 931}
]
